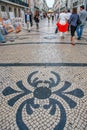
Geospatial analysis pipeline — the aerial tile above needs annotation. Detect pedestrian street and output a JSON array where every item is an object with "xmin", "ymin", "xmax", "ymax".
[{"xmin": 0, "ymin": 18, "xmax": 87, "ymax": 130}]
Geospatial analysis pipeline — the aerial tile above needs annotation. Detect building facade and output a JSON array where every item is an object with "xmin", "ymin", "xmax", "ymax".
[
  {"xmin": 53, "ymin": 0, "xmax": 87, "ymax": 12},
  {"xmin": 0, "ymin": 0, "xmax": 29, "ymax": 19},
  {"xmin": 67, "ymin": 0, "xmax": 86, "ymax": 9},
  {"xmin": 33, "ymin": 0, "xmax": 48, "ymax": 13},
  {"xmin": 0, "ymin": 0, "xmax": 49, "ymax": 19},
  {"xmin": 42, "ymin": 0, "xmax": 48, "ymax": 12},
  {"xmin": 53, "ymin": 0, "xmax": 67, "ymax": 12}
]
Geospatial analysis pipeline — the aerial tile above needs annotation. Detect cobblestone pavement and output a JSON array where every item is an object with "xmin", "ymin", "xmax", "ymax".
[{"xmin": 0, "ymin": 18, "xmax": 87, "ymax": 130}]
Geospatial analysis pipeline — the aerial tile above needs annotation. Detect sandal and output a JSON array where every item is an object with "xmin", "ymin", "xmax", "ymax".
[{"xmin": 71, "ymin": 43, "xmax": 75, "ymax": 46}]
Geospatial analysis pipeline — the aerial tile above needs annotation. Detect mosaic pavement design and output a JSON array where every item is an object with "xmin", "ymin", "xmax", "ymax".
[
  {"xmin": 1, "ymin": 67, "xmax": 87, "ymax": 130},
  {"xmin": 0, "ymin": 36, "xmax": 87, "ymax": 130}
]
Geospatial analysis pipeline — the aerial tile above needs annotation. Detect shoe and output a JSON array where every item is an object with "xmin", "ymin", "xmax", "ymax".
[
  {"xmin": 77, "ymin": 37, "xmax": 81, "ymax": 40},
  {"xmin": 1, "ymin": 41, "xmax": 6, "ymax": 43}
]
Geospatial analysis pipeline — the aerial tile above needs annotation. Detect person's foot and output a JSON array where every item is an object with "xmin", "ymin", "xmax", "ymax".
[
  {"xmin": 61, "ymin": 36, "xmax": 64, "ymax": 39},
  {"xmin": 71, "ymin": 42, "xmax": 75, "ymax": 46}
]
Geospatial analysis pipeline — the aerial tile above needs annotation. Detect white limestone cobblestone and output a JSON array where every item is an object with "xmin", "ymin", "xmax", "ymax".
[{"xmin": 0, "ymin": 19, "xmax": 87, "ymax": 130}]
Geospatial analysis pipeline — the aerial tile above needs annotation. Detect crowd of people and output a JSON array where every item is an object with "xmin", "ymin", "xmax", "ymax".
[
  {"xmin": 56, "ymin": 5, "xmax": 87, "ymax": 45},
  {"xmin": 0, "ymin": 5, "xmax": 87, "ymax": 45},
  {"xmin": 0, "ymin": 17, "xmax": 23, "ymax": 43}
]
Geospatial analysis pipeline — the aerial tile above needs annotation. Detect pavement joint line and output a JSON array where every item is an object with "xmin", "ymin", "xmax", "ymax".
[
  {"xmin": 0, "ymin": 63, "xmax": 87, "ymax": 67},
  {"xmin": 0, "ymin": 42, "xmax": 87, "ymax": 46}
]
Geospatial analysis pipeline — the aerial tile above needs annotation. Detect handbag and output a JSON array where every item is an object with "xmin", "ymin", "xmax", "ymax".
[{"xmin": 77, "ymin": 16, "xmax": 81, "ymax": 25}]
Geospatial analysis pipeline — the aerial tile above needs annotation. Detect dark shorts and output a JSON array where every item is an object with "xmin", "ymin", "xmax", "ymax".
[{"xmin": 71, "ymin": 25, "xmax": 77, "ymax": 37}]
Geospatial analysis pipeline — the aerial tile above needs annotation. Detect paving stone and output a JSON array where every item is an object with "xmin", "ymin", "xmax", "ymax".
[{"xmin": 0, "ymin": 19, "xmax": 87, "ymax": 130}]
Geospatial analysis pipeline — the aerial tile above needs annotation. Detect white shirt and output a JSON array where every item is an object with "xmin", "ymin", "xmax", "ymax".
[
  {"xmin": 59, "ymin": 12, "xmax": 67, "ymax": 25},
  {"xmin": 66, "ymin": 12, "xmax": 71, "ymax": 20},
  {"xmin": 27, "ymin": 14, "xmax": 30, "ymax": 22}
]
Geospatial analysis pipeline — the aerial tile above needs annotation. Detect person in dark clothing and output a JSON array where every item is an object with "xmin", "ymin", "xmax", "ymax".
[
  {"xmin": 69, "ymin": 8, "xmax": 79, "ymax": 45},
  {"xmin": 29, "ymin": 11, "xmax": 33, "ymax": 27},
  {"xmin": 52, "ymin": 13, "xmax": 54, "ymax": 23},
  {"xmin": 25, "ymin": 10, "xmax": 31, "ymax": 32},
  {"xmin": 25, "ymin": 10, "xmax": 33, "ymax": 32},
  {"xmin": 25, "ymin": 10, "xmax": 27, "ymax": 24},
  {"xmin": 34, "ymin": 11, "xmax": 40, "ymax": 30}
]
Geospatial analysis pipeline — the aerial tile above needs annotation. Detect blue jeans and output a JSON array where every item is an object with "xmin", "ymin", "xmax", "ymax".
[
  {"xmin": 0, "ymin": 31, "xmax": 5, "ymax": 42},
  {"xmin": 76, "ymin": 25, "xmax": 84, "ymax": 38}
]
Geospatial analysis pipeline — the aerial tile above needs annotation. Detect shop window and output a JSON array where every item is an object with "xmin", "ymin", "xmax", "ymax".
[
  {"xmin": 9, "ymin": 7, "xmax": 12, "ymax": 12},
  {"xmin": 1, "ymin": 6, "xmax": 5, "ymax": 11}
]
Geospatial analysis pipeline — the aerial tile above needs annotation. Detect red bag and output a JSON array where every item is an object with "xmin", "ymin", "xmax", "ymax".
[{"xmin": 56, "ymin": 22, "xmax": 68, "ymax": 32}]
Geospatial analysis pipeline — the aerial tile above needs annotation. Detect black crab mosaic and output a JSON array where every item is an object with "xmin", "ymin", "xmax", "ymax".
[{"xmin": 2, "ymin": 71, "xmax": 84, "ymax": 130}]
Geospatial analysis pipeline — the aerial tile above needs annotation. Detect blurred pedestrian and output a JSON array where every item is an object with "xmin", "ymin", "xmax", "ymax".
[
  {"xmin": 25, "ymin": 10, "xmax": 31, "ymax": 32},
  {"xmin": 30, "ymin": 10, "xmax": 33, "ymax": 27},
  {"xmin": 34, "ymin": 11, "xmax": 40, "ymax": 30},
  {"xmin": 47, "ymin": 13, "xmax": 50, "ymax": 23},
  {"xmin": 55, "ymin": 13, "xmax": 59, "ymax": 21},
  {"xmin": 52, "ymin": 13, "xmax": 54, "ymax": 23},
  {"xmin": 0, "ymin": 30, "xmax": 6, "ymax": 43},
  {"xmin": 56, "ymin": 10, "xmax": 68, "ymax": 39},
  {"xmin": 76, "ymin": 5, "xmax": 87, "ymax": 40},
  {"xmin": 69, "ymin": 8, "xmax": 80, "ymax": 45},
  {"xmin": 40, "ymin": 12, "xmax": 43, "ymax": 20},
  {"xmin": 66, "ymin": 9, "xmax": 71, "ymax": 31}
]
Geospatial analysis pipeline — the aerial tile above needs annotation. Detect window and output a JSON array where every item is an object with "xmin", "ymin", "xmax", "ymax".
[
  {"xmin": 9, "ymin": 7, "xmax": 12, "ymax": 12},
  {"xmin": 1, "ymin": 6, "xmax": 5, "ymax": 11}
]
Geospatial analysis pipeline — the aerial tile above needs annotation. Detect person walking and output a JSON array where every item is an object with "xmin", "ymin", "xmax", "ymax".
[
  {"xmin": 30, "ymin": 11, "xmax": 33, "ymax": 27},
  {"xmin": 76, "ymin": 5, "xmax": 87, "ymax": 40},
  {"xmin": 47, "ymin": 13, "xmax": 50, "ymax": 23},
  {"xmin": 52, "ymin": 13, "xmax": 54, "ymax": 23},
  {"xmin": 56, "ymin": 10, "xmax": 68, "ymax": 39},
  {"xmin": 66, "ymin": 9, "xmax": 71, "ymax": 31},
  {"xmin": 55, "ymin": 13, "xmax": 59, "ymax": 21},
  {"xmin": 69, "ymin": 8, "xmax": 80, "ymax": 45},
  {"xmin": 25, "ymin": 10, "xmax": 31, "ymax": 32},
  {"xmin": 34, "ymin": 11, "xmax": 40, "ymax": 30}
]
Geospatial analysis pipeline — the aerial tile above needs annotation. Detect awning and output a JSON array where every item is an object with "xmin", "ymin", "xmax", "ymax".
[
  {"xmin": 0, "ymin": 0, "xmax": 28, "ymax": 8},
  {"xmin": 48, "ymin": 9, "xmax": 53, "ymax": 13}
]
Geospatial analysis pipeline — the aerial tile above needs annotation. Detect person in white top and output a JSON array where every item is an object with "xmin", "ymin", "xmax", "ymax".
[
  {"xmin": 67, "ymin": 9, "xmax": 71, "ymax": 20},
  {"xmin": 57, "ymin": 10, "xmax": 68, "ymax": 39},
  {"xmin": 55, "ymin": 13, "xmax": 59, "ymax": 21},
  {"xmin": 66, "ymin": 9, "xmax": 71, "ymax": 31}
]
